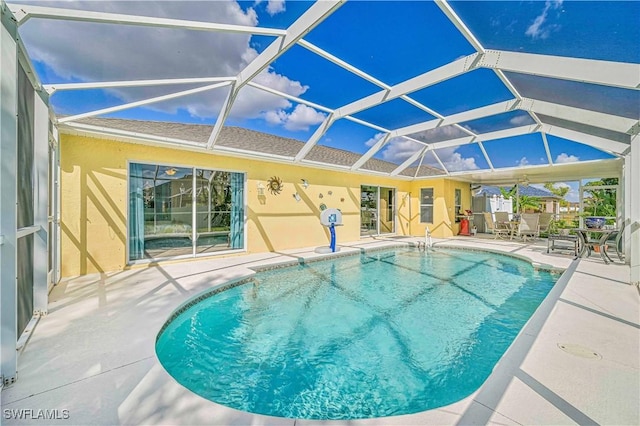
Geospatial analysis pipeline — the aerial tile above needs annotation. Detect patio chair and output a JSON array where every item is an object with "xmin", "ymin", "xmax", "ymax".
[
  {"xmin": 516, "ymin": 213, "xmax": 540, "ymax": 242},
  {"xmin": 494, "ymin": 211, "xmax": 511, "ymax": 229},
  {"xmin": 603, "ymin": 222, "xmax": 626, "ymax": 262},
  {"xmin": 537, "ymin": 212, "xmax": 554, "ymax": 236},
  {"xmin": 483, "ymin": 212, "xmax": 511, "ymax": 239}
]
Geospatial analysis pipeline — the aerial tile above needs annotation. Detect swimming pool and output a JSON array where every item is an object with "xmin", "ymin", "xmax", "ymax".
[{"xmin": 156, "ymin": 247, "xmax": 558, "ymax": 420}]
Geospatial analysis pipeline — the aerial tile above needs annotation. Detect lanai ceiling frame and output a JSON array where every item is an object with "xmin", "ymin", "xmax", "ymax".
[{"xmin": 8, "ymin": 0, "xmax": 639, "ymax": 181}]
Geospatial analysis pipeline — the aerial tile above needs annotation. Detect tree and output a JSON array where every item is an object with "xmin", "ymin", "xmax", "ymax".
[
  {"xmin": 498, "ymin": 185, "xmax": 519, "ymax": 212},
  {"xmin": 498, "ymin": 185, "xmax": 541, "ymax": 213},
  {"xmin": 518, "ymin": 195, "xmax": 542, "ymax": 213},
  {"xmin": 544, "ymin": 183, "xmax": 570, "ymax": 207},
  {"xmin": 499, "ymin": 185, "xmax": 517, "ymax": 199},
  {"xmin": 583, "ymin": 178, "xmax": 618, "ymax": 217}
]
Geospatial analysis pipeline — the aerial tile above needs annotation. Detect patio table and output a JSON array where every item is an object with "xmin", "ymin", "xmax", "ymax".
[
  {"xmin": 547, "ymin": 233, "xmax": 579, "ymax": 256},
  {"xmin": 575, "ymin": 228, "xmax": 618, "ymax": 264},
  {"xmin": 497, "ymin": 220, "xmax": 519, "ymax": 240}
]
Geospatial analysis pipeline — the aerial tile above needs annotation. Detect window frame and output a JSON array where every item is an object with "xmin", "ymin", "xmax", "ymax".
[
  {"xmin": 127, "ymin": 160, "xmax": 246, "ymax": 264},
  {"xmin": 455, "ymin": 188, "xmax": 462, "ymax": 223},
  {"xmin": 420, "ymin": 187, "xmax": 434, "ymax": 223}
]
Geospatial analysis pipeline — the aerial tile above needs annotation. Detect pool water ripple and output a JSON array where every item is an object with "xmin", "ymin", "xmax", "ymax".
[{"xmin": 156, "ymin": 247, "xmax": 557, "ymax": 419}]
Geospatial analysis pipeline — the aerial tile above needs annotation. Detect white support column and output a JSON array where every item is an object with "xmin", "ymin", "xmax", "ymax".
[
  {"xmin": 1, "ymin": 4, "xmax": 19, "ymax": 385},
  {"xmin": 628, "ymin": 135, "xmax": 639, "ymax": 286},
  {"xmin": 33, "ymin": 92, "xmax": 49, "ymax": 314},
  {"xmin": 578, "ymin": 180, "xmax": 584, "ymax": 229},
  {"xmin": 621, "ymin": 159, "xmax": 628, "ymax": 256},
  {"xmin": 50, "ymin": 125, "xmax": 61, "ymax": 286}
]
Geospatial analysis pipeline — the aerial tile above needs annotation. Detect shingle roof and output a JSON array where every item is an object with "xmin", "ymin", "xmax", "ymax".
[{"xmin": 70, "ymin": 117, "xmax": 445, "ymax": 177}]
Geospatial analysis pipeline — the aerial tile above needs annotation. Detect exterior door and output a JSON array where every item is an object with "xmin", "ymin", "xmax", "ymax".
[
  {"xmin": 360, "ymin": 185, "xmax": 378, "ymax": 236},
  {"xmin": 379, "ymin": 187, "xmax": 395, "ymax": 234},
  {"xmin": 360, "ymin": 186, "xmax": 395, "ymax": 236}
]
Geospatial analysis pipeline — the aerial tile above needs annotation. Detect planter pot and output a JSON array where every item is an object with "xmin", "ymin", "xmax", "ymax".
[{"xmin": 585, "ymin": 216, "xmax": 606, "ymax": 229}]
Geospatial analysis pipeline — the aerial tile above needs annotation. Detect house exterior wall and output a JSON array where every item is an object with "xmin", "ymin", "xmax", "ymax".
[
  {"xmin": 408, "ymin": 180, "xmax": 472, "ymax": 238},
  {"xmin": 60, "ymin": 133, "xmax": 470, "ymax": 277}
]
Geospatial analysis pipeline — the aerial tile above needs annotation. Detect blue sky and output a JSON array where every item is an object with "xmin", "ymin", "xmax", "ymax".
[{"xmin": 16, "ymin": 0, "xmax": 638, "ymax": 199}]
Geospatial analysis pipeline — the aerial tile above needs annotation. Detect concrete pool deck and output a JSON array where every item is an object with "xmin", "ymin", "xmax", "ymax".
[{"xmin": 2, "ymin": 236, "xmax": 638, "ymax": 425}]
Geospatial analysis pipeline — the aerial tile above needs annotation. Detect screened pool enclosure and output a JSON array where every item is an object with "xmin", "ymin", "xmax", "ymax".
[{"xmin": 1, "ymin": 0, "xmax": 638, "ymax": 387}]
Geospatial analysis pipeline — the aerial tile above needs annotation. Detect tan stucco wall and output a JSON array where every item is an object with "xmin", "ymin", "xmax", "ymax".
[{"xmin": 60, "ymin": 133, "xmax": 471, "ymax": 277}]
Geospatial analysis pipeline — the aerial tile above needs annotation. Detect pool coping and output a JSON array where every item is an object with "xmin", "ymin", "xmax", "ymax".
[{"xmin": 2, "ymin": 236, "xmax": 638, "ymax": 425}]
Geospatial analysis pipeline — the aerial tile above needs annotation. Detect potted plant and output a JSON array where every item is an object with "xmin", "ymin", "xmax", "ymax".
[{"xmin": 584, "ymin": 216, "xmax": 606, "ymax": 229}]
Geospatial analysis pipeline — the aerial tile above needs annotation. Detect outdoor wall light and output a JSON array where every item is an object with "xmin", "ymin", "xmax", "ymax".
[
  {"xmin": 257, "ymin": 182, "xmax": 265, "ymax": 195},
  {"xmin": 293, "ymin": 192, "xmax": 301, "ymax": 202},
  {"xmin": 301, "ymin": 179, "xmax": 309, "ymax": 189}
]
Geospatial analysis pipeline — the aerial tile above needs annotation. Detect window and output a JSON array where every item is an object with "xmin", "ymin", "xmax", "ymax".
[
  {"xmin": 455, "ymin": 188, "xmax": 462, "ymax": 223},
  {"xmin": 420, "ymin": 188, "xmax": 434, "ymax": 223},
  {"xmin": 128, "ymin": 162, "xmax": 244, "ymax": 261}
]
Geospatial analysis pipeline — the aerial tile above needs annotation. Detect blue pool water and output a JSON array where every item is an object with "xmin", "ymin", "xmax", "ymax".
[{"xmin": 156, "ymin": 247, "xmax": 558, "ymax": 420}]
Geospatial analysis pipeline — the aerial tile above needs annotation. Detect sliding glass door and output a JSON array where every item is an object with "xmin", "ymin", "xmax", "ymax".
[
  {"xmin": 360, "ymin": 185, "xmax": 395, "ymax": 236},
  {"xmin": 360, "ymin": 186, "xmax": 378, "ymax": 236},
  {"xmin": 129, "ymin": 163, "xmax": 245, "ymax": 262},
  {"xmin": 379, "ymin": 187, "xmax": 395, "ymax": 234}
]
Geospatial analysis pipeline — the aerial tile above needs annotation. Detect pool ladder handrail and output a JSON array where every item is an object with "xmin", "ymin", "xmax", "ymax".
[{"xmin": 417, "ymin": 227, "xmax": 433, "ymax": 251}]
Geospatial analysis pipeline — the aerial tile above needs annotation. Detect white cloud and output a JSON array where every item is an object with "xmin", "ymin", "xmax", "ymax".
[
  {"xmin": 518, "ymin": 157, "xmax": 529, "ymax": 166},
  {"xmin": 262, "ymin": 104, "xmax": 326, "ymax": 131},
  {"xmin": 553, "ymin": 181, "xmax": 579, "ymax": 202},
  {"xmin": 254, "ymin": 0, "xmax": 286, "ymax": 16},
  {"xmin": 526, "ymin": 0, "xmax": 563, "ymax": 40},
  {"xmin": 230, "ymin": 70, "xmax": 308, "ymax": 119},
  {"xmin": 510, "ymin": 114, "xmax": 532, "ymax": 126},
  {"xmin": 409, "ymin": 125, "xmax": 468, "ymax": 144},
  {"xmin": 364, "ymin": 134, "xmax": 424, "ymax": 163},
  {"xmin": 403, "ymin": 126, "xmax": 480, "ymax": 170},
  {"xmin": 264, "ymin": 109, "xmax": 288, "ymax": 126},
  {"xmin": 379, "ymin": 138, "xmax": 424, "ymax": 163},
  {"xmin": 556, "ymin": 153, "xmax": 579, "ymax": 163},
  {"xmin": 442, "ymin": 151, "xmax": 479, "ymax": 171},
  {"xmin": 266, "ymin": 0, "xmax": 286, "ymax": 16},
  {"xmin": 364, "ymin": 132, "xmax": 385, "ymax": 147},
  {"xmin": 425, "ymin": 147, "xmax": 479, "ymax": 172},
  {"xmin": 283, "ymin": 104, "xmax": 326, "ymax": 131},
  {"xmin": 365, "ymin": 133, "xmax": 481, "ymax": 171},
  {"xmin": 19, "ymin": 1, "xmax": 306, "ymax": 122}
]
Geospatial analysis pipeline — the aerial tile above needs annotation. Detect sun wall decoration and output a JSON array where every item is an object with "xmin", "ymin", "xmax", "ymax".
[{"xmin": 267, "ymin": 176, "xmax": 283, "ymax": 195}]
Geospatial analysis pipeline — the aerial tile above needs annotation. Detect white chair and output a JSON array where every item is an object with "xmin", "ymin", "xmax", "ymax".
[
  {"xmin": 483, "ymin": 212, "xmax": 511, "ymax": 239},
  {"xmin": 517, "ymin": 213, "xmax": 540, "ymax": 242},
  {"xmin": 494, "ymin": 212, "xmax": 511, "ymax": 232},
  {"xmin": 537, "ymin": 212, "xmax": 554, "ymax": 236}
]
